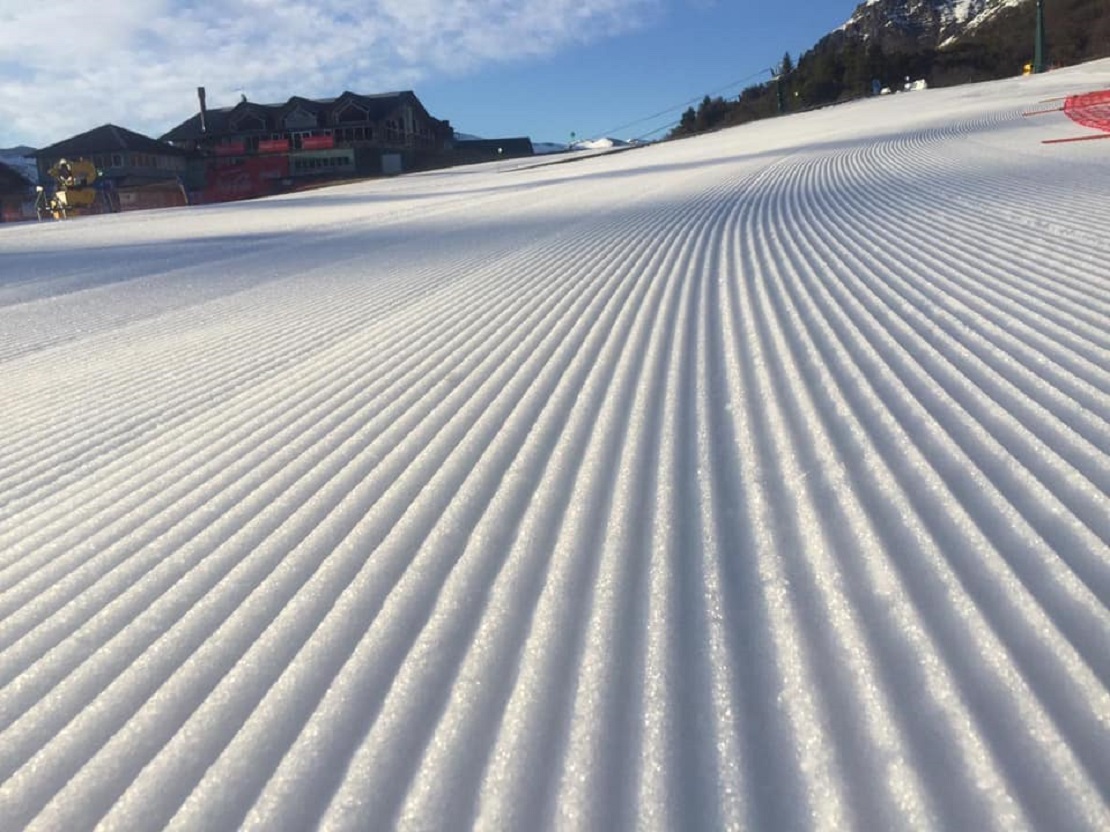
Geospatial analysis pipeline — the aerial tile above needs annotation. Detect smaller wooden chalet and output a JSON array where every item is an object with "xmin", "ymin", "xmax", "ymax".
[
  {"xmin": 161, "ymin": 89, "xmax": 455, "ymax": 200},
  {"xmin": 33, "ymin": 125, "xmax": 189, "ymax": 213},
  {"xmin": 0, "ymin": 158, "xmax": 36, "ymax": 222}
]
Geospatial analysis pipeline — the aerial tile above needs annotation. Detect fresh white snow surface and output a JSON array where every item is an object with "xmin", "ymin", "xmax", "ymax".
[{"xmin": 2, "ymin": 62, "xmax": 1110, "ymax": 831}]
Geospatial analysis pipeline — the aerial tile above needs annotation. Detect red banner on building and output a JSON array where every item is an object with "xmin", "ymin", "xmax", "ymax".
[
  {"xmin": 201, "ymin": 155, "xmax": 289, "ymax": 203},
  {"xmin": 258, "ymin": 138, "xmax": 290, "ymax": 154},
  {"xmin": 300, "ymin": 135, "xmax": 335, "ymax": 150}
]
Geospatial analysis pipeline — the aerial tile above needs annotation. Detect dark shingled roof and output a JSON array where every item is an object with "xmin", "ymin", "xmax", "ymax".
[
  {"xmin": 453, "ymin": 138, "xmax": 535, "ymax": 157},
  {"xmin": 0, "ymin": 159, "xmax": 34, "ymax": 192},
  {"xmin": 34, "ymin": 124, "xmax": 186, "ymax": 159},
  {"xmin": 160, "ymin": 91, "xmax": 425, "ymax": 144},
  {"xmin": 163, "ymin": 108, "xmax": 235, "ymax": 142}
]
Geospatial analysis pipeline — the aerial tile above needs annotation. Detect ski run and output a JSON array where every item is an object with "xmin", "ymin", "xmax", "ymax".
[{"xmin": 2, "ymin": 60, "xmax": 1109, "ymax": 831}]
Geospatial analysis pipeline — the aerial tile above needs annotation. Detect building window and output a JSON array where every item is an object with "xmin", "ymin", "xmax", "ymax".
[
  {"xmin": 335, "ymin": 103, "xmax": 368, "ymax": 124},
  {"xmin": 292, "ymin": 153, "xmax": 353, "ymax": 175},
  {"xmin": 284, "ymin": 107, "xmax": 318, "ymax": 130},
  {"xmin": 231, "ymin": 112, "xmax": 266, "ymax": 132},
  {"xmin": 112, "ymin": 153, "xmax": 124, "ymax": 167}
]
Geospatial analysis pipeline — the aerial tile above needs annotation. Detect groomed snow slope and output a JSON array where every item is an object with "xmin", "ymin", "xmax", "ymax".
[{"xmin": 2, "ymin": 62, "xmax": 1109, "ymax": 831}]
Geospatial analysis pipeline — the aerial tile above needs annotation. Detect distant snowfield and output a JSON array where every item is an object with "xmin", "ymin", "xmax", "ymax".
[{"xmin": 2, "ymin": 62, "xmax": 1109, "ymax": 831}]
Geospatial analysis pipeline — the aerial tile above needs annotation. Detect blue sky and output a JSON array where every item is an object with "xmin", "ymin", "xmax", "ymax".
[{"xmin": 0, "ymin": 1, "xmax": 853, "ymax": 150}]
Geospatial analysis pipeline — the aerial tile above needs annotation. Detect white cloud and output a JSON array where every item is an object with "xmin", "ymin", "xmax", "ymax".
[{"xmin": 0, "ymin": 0, "xmax": 661, "ymax": 147}]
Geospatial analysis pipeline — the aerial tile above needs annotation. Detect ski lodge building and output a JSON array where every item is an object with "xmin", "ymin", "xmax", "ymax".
[
  {"xmin": 14, "ymin": 88, "xmax": 535, "ymax": 216},
  {"xmin": 160, "ymin": 88, "xmax": 457, "ymax": 202}
]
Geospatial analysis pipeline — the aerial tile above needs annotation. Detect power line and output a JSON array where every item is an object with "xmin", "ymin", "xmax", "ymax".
[
  {"xmin": 588, "ymin": 67, "xmax": 771, "ymax": 141},
  {"xmin": 633, "ymin": 119, "xmax": 682, "ymax": 143}
]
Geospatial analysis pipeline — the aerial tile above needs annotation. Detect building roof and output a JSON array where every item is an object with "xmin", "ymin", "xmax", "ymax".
[
  {"xmin": 34, "ymin": 124, "xmax": 186, "ymax": 159},
  {"xmin": 453, "ymin": 138, "xmax": 535, "ymax": 156},
  {"xmin": 160, "ymin": 90, "xmax": 439, "ymax": 144},
  {"xmin": 0, "ymin": 159, "xmax": 34, "ymax": 192},
  {"xmin": 0, "ymin": 152, "xmax": 37, "ymax": 183}
]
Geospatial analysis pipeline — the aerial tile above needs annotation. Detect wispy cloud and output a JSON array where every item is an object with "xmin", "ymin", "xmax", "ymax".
[{"xmin": 0, "ymin": 0, "xmax": 661, "ymax": 147}]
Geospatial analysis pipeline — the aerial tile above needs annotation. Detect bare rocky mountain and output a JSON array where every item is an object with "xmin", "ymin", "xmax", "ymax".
[{"xmin": 838, "ymin": 0, "xmax": 1028, "ymax": 51}]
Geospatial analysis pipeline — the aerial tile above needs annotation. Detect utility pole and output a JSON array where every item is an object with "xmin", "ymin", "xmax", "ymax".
[
  {"xmin": 1033, "ymin": 0, "xmax": 1046, "ymax": 74},
  {"xmin": 771, "ymin": 66, "xmax": 787, "ymax": 114}
]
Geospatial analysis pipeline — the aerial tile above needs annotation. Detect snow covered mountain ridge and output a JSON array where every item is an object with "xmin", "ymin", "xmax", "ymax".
[{"xmin": 840, "ymin": 0, "xmax": 1029, "ymax": 49}]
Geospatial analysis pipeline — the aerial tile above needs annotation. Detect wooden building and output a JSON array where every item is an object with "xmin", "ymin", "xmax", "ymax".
[
  {"xmin": 0, "ymin": 159, "xmax": 35, "ymax": 222},
  {"xmin": 161, "ymin": 89, "xmax": 456, "ymax": 200},
  {"xmin": 33, "ymin": 125, "xmax": 189, "ymax": 213}
]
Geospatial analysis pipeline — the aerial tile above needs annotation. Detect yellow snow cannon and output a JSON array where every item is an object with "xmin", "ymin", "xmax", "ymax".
[{"xmin": 43, "ymin": 158, "xmax": 101, "ymax": 219}]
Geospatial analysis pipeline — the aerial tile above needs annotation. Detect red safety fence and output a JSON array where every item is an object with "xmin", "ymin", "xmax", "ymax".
[
  {"xmin": 1063, "ymin": 89, "xmax": 1110, "ymax": 132},
  {"xmin": 1029, "ymin": 88, "xmax": 1110, "ymax": 144}
]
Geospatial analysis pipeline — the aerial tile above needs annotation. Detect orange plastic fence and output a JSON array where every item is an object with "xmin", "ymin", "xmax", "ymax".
[{"xmin": 1063, "ymin": 89, "xmax": 1110, "ymax": 133}]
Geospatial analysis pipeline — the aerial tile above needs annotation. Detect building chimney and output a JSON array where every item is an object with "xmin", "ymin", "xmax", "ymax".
[{"xmin": 197, "ymin": 86, "xmax": 208, "ymax": 134}]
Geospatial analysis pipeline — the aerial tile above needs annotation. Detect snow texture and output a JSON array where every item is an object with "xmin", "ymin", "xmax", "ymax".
[{"xmin": 1, "ymin": 60, "xmax": 1109, "ymax": 831}]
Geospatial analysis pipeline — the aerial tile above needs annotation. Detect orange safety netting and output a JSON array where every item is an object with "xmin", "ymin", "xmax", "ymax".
[{"xmin": 1063, "ymin": 89, "xmax": 1110, "ymax": 133}]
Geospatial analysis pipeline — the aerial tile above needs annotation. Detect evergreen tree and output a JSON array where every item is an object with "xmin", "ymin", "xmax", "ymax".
[
  {"xmin": 866, "ymin": 41, "xmax": 886, "ymax": 90},
  {"xmin": 679, "ymin": 106, "xmax": 697, "ymax": 134}
]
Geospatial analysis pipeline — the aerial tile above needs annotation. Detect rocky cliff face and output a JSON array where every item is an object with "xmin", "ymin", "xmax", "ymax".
[{"xmin": 838, "ymin": 0, "xmax": 1029, "ymax": 50}]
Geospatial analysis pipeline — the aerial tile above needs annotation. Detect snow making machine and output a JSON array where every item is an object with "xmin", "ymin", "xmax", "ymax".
[{"xmin": 35, "ymin": 158, "xmax": 102, "ymax": 219}]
